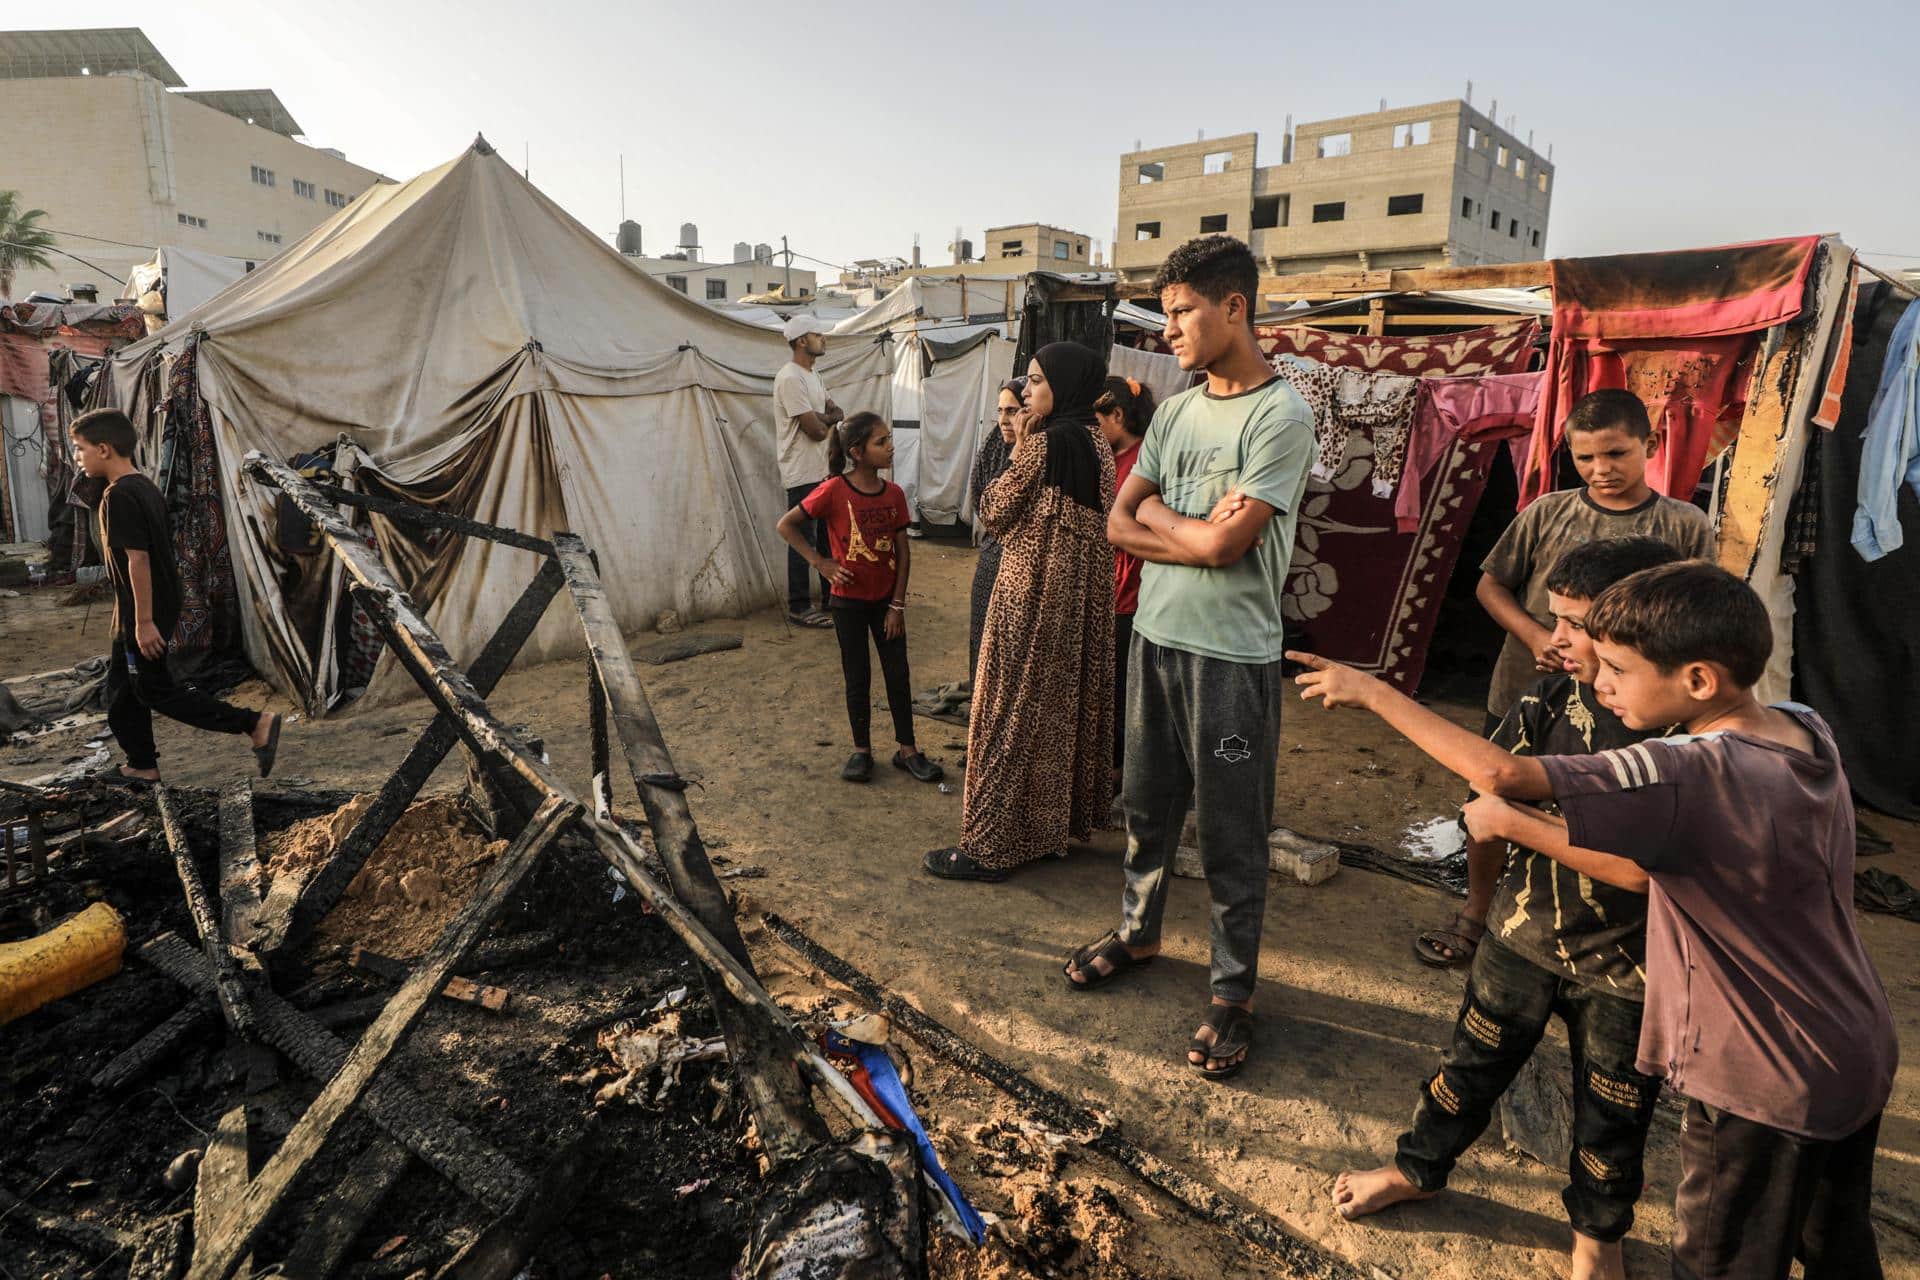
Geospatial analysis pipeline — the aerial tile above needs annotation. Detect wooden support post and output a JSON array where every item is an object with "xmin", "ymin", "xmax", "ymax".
[
  {"xmin": 350, "ymin": 946, "xmax": 513, "ymax": 1012},
  {"xmin": 260, "ymin": 557, "xmax": 567, "ymax": 956},
  {"xmin": 153, "ymin": 785, "xmax": 254, "ymax": 1037},
  {"xmin": 588, "ymin": 663, "xmax": 612, "ymax": 819},
  {"xmin": 188, "ymin": 1107, "xmax": 252, "ymax": 1276},
  {"xmin": 216, "ymin": 783, "xmax": 265, "ymax": 958},
  {"xmin": 554, "ymin": 535, "xmax": 826, "ymax": 1161},
  {"xmin": 185, "ymin": 796, "xmax": 577, "ymax": 1280},
  {"xmin": 1366, "ymin": 296, "xmax": 1388, "ymax": 335},
  {"xmin": 138, "ymin": 934, "xmax": 529, "ymax": 1211},
  {"xmin": 278, "ymin": 1135, "xmax": 413, "ymax": 1280}
]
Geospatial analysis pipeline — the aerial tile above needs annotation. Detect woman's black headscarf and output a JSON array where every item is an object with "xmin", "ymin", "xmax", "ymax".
[{"xmin": 1033, "ymin": 341, "xmax": 1108, "ymax": 511}]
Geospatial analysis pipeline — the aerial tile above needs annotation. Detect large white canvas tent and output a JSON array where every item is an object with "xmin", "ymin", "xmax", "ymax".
[{"xmin": 103, "ymin": 139, "xmax": 891, "ymax": 711}]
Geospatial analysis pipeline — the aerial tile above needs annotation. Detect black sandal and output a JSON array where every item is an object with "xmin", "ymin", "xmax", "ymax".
[
  {"xmin": 841, "ymin": 752, "xmax": 874, "ymax": 783},
  {"xmin": 893, "ymin": 750, "xmax": 944, "ymax": 783},
  {"xmin": 1414, "ymin": 912, "xmax": 1485, "ymax": 970},
  {"xmin": 1063, "ymin": 929, "xmax": 1154, "ymax": 992},
  {"xmin": 1188, "ymin": 1004, "xmax": 1253, "ymax": 1080},
  {"xmin": 922, "ymin": 847, "xmax": 1009, "ymax": 882}
]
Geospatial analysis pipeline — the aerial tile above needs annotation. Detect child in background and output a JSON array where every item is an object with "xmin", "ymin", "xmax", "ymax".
[
  {"xmin": 777, "ymin": 413, "xmax": 944, "ymax": 786},
  {"xmin": 1309, "ymin": 536, "xmax": 1686, "ymax": 1280},
  {"xmin": 1419, "ymin": 389, "xmax": 1712, "ymax": 971},
  {"xmin": 1294, "ymin": 562, "xmax": 1896, "ymax": 1280},
  {"xmin": 1093, "ymin": 375, "xmax": 1156, "ymax": 799}
]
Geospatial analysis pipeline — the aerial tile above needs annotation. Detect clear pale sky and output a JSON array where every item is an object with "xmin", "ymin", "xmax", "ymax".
[{"xmin": 47, "ymin": 1, "xmax": 1920, "ymax": 274}]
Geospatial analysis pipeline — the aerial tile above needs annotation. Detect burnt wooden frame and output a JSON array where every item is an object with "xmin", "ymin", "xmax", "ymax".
[{"xmin": 227, "ymin": 453, "xmax": 898, "ymax": 1278}]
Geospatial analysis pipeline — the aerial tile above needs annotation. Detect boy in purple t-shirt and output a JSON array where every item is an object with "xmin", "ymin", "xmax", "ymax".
[{"xmin": 1291, "ymin": 561, "xmax": 1895, "ymax": 1280}]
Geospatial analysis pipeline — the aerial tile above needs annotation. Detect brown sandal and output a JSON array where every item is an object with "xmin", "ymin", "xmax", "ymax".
[{"xmin": 1414, "ymin": 912, "xmax": 1485, "ymax": 970}]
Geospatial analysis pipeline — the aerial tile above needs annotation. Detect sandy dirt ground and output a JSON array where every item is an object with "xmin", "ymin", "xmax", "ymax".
[{"xmin": 5, "ymin": 541, "xmax": 1919, "ymax": 1279}]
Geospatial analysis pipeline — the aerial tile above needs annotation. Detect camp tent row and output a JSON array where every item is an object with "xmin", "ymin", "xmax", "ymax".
[{"xmin": 100, "ymin": 138, "xmax": 895, "ymax": 710}]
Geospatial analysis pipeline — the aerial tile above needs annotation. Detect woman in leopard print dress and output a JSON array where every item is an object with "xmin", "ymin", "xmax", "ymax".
[{"xmin": 925, "ymin": 342, "xmax": 1116, "ymax": 881}]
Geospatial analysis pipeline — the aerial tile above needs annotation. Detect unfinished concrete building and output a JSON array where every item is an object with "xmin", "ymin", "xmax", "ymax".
[{"xmin": 1116, "ymin": 100, "xmax": 1553, "ymax": 282}]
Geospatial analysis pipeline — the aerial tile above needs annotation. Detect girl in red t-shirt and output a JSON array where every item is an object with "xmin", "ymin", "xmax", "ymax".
[
  {"xmin": 777, "ymin": 413, "xmax": 945, "ymax": 785},
  {"xmin": 1094, "ymin": 376, "xmax": 1156, "ymax": 796}
]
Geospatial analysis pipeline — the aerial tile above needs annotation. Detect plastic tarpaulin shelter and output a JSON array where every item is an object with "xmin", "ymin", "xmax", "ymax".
[
  {"xmin": 122, "ymin": 244, "xmax": 255, "ymax": 328},
  {"xmin": 917, "ymin": 333, "xmax": 1016, "ymax": 526},
  {"xmin": 103, "ymin": 140, "xmax": 892, "ymax": 711}
]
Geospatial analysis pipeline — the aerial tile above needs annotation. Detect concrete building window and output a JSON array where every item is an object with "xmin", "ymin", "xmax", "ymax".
[
  {"xmin": 1392, "ymin": 121, "xmax": 1431, "ymax": 148},
  {"xmin": 799, "ymin": 287, "xmax": 811, "ymax": 297},
  {"xmin": 1251, "ymin": 195, "xmax": 1285, "ymax": 229},
  {"xmin": 1467, "ymin": 126, "xmax": 1480, "ymax": 150},
  {"xmin": 1496, "ymin": 144, "xmax": 1509, "ymax": 167},
  {"xmin": 666, "ymin": 275, "xmax": 688, "ymax": 293},
  {"xmin": 1490, "ymin": 209, "xmax": 1502, "ymax": 231},
  {"xmin": 1387, "ymin": 193, "xmax": 1424, "ymax": 216},
  {"xmin": 1312, "ymin": 201, "xmax": 1345, "ymax": 223},
  {"xmin": 1000, "ymin": 240, "xmax": 1024, "ymax": 257},
  {"xmin": 1515, "ymin": 157, "xmax": 1528, "ymax": 179},
  {"xmin": 1461, "ymin": 195, "xmax": 1474, "ymax": 218},
  {"xmin": 1053, "ymin": 240, "xmax": 1070, "ymax": 259},
  {"xmin": 1530, "ymin": 229, "xmax": 1542, "ymax": 248},
  {"xmin": 1510, "ymin": 220, "xmax": 1520, "ymax": 239},
  {"xmin": 1137, "ymin": 162, "xmax": 1164, "ymax": 184},
  {"xmin": 1316, "ymin": 133, "xmax": 1352, "ymax": 159},
  {"xmin": 1075, "ymin": 242, "xmax": 1086, "ymax": 256},
  {"xmin": 706, "ymin": 279, "xmax": 728, "ymax": 300},
  {"xmin": 1199, "ymin": 213, "xmax": 1228, "ymax": 233},
  {"xmin": 250, "ymin": 165, "xmax": 276, "ymax": 187},
  {"xmin": 1538, "ymin": 171, "xmax": 1550, "ymax": 194},
  {"xmin": 292, "ymin": 178, "xmax": 315, "ymax": 200},
  {"xmin": 177, "ymin": 213, "xmax": 207, "ymax": 229},
  {"xmin": 256, "ymin": 231, "xmax": 282, "ymax": 245},
  {"xmin": 1135, "ymin": 222, "xmax": 1161, "ymax": 241},
  {"xmin": 1203, "ymin": 150, "xmax": 1233, "ymax": 175},
  {"xmin": 325, "ymin": 189, "xmax": 350, "ymax": 209}
]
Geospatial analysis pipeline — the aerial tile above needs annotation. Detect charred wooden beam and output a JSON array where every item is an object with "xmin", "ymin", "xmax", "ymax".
[
  {"xmin": 139, "ymin": 934, "xmax": 529, "ymax": 1211},
  {"xmin": 0, "ymin": 1185, "xmax": 137, "ymax": 1258},
  {"xmin": 188, "ymin": 1106, "xmax": 252, "ymax": 1276},
  {"xmin": 278, "ymin": 1134, "xmax": 413, "ymax": 1280},
  {"xmin": 215, "ymin": 783, "xmax": 266, "ymax": 958},
  {"xmin": 185, "ymin": 795, "xmax": 578, "ymax": 1280},
  {"xmin": 90, "ymin": 1000, "xmax": 216, "ymax": 1091},
  {"xmin": 260, "ymin": 557, "xmax": 567, "ymax": 957},
  {"xmin": 433, "ymin": 1118, "xmax": 601, "ymax": 1280},
  {"xmin": 310, "ymin": 480, "xmax": 555, "ymax": 555},
  {"xmin": 153, "ymin": 785, "xmax": 254, "ymax": 1037},
  {"xmin": 555, "ymin": 535, "xmax": 825, "ymax": 1160},
  {"xmin": 350, "ymin": 947, "xmax": 513, "ymax": 1013}
]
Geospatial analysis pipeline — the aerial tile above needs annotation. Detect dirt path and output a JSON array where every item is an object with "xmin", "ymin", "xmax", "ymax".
[{"xmin": 6, "ymin": 544, "xmax": 1918, "ymax": 1278}]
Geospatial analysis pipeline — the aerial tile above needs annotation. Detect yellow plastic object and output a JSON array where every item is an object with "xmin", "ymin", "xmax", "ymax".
[{"xmin": 0, "ymin": 902, "xmax": 127, "ymax": 1025}]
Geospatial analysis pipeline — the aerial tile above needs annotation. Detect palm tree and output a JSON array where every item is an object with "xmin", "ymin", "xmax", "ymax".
[{"xmin": 0, "ymin": 190, "xmax": 56, "ymax": 300}]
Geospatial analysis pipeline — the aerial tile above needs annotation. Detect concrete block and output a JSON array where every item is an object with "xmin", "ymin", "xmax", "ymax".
[{"xmin": 1169, "ymin": 827, "xmax": 1340, "ymax": 886}]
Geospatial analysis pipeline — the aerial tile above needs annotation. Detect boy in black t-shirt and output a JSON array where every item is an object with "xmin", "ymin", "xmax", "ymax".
[
  {"xmin": 70, "ymin": 409, "xmax": 280, "ymax": 784},
  {"xmin": 1314, "ymin": 536, "xmax": 1686, "ymax": 1280}
]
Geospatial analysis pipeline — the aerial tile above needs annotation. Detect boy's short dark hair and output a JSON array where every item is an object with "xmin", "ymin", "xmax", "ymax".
[
  {"xmin": 1151, "ymin": 235, "xmax": 1259, "ymax": 326},
  {"xmin": 1564, "ymin": 389, "xmax": 1653, "ymax": 441},
  {"xmin": 1586, "ymin": 562, "xmax": 1771, "ymax": 687},
  {"xmin": 1544, "ymin": 536, "xmax": 1687, "ymax": 601},
  {"xmin": 71, "ymin": 407, "xmax": 139, "ymax": 458}
]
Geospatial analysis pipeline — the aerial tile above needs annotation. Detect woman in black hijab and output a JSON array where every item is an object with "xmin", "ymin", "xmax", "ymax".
[
  {"xmin": 927, "ymin": 342, "xmax": 1117, "ymax": 881},
  {"xmin": 965, "ymin": 377, "xmax": 1024, "ymax": 678}
]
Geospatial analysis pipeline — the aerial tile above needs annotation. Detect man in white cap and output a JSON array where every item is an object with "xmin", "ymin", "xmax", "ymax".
[{"xmin": 776, "ymin": 315, "xmax": 844, "ymax": 626}]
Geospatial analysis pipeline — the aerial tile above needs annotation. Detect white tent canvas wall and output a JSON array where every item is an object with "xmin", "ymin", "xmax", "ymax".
[{"xmin": 103, "ymin": 139, "xmax": 891, "ymax": 712}]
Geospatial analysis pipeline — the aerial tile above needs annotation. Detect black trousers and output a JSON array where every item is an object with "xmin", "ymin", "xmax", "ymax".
[
  {"xmin": 830, "ymin": 599, "xmax": 915, "ymax": 751},
  {"xmin": 1672, "ymin": 1101, "xmax": 1882, "ymax": 1279},
  {"xmin": 785, "ymin": 483, "xmax": 831, "ymax": 614},
  {"xmin": 105, "ymin": 636, "xmax": 258, "ymax": 771},
  {"xmin": 1396, "ymin": 938, "xmax": 1661, "ymax": 1243},
  {"xmin": 1112, "ymin": 613, "xmax": 1134, "ymax": 772}
]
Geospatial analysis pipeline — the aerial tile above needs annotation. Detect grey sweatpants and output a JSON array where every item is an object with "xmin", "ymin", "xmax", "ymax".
[{"xmin": 1119, "ymin": 634, "xmax": 1283, "ymax": 1005}]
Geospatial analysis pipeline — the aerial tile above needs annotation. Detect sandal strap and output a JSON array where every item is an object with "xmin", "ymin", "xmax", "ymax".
[{"xmin": 1192, "ymin": 1005, "xmax": 1253, "ymax": 1057}]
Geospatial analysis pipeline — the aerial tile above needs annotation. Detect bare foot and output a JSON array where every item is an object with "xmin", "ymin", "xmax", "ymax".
[
  {"xmin": 1572, "ymin": 1232, "xmax": 1625, "ymax": 1280},
  {"xmin": 1331, "ymin": 1164, "xmax": 1435, "ymax": 1220}
]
